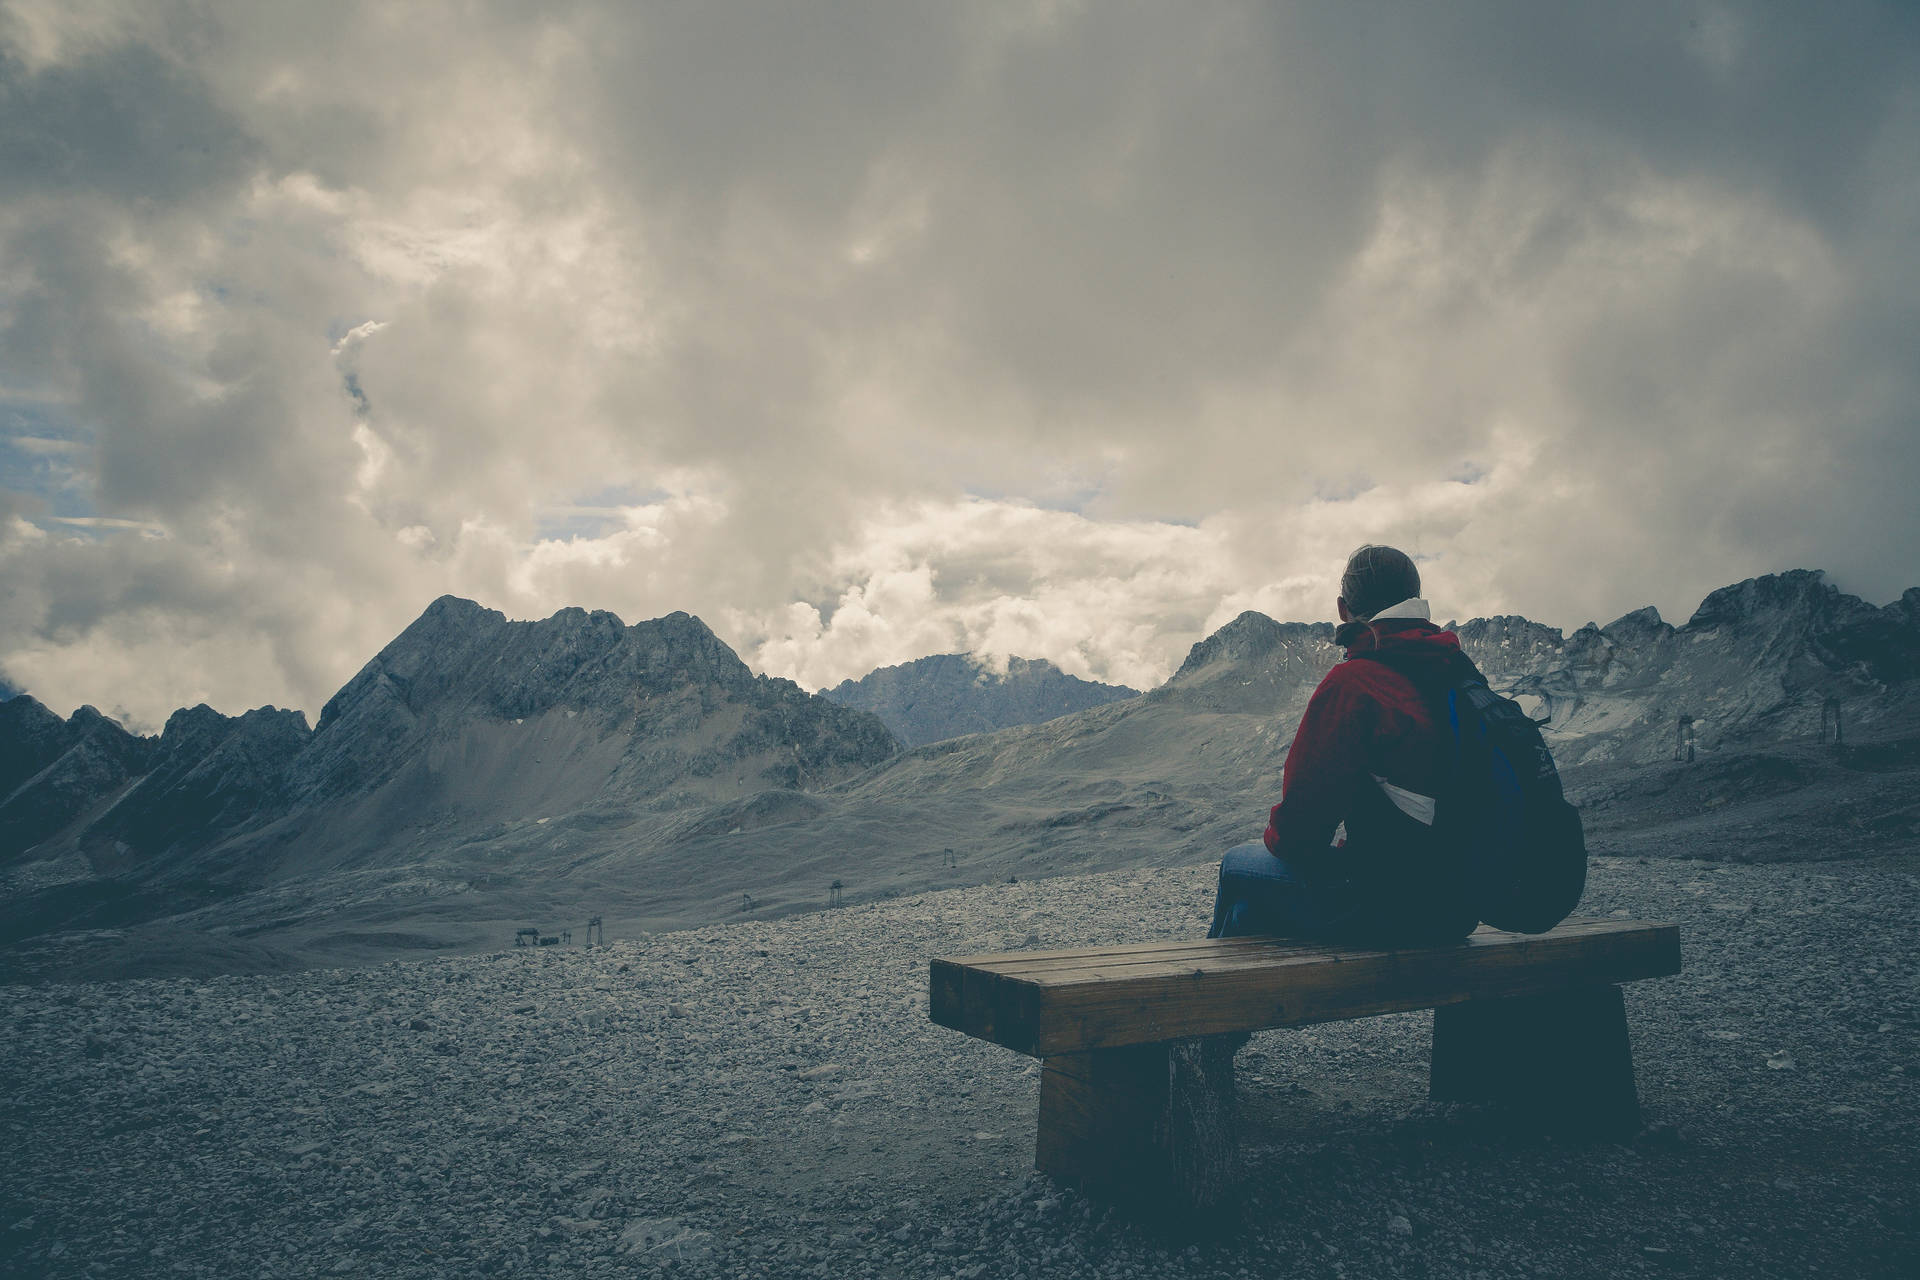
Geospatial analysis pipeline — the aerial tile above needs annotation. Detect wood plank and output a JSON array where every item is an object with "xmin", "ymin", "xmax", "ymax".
[
  {"xmin": 929, "ymin": 919, "xmax": 1680, "ymax": 1057},
  {"xmin": 936, "ymin": 938, "xmax": 1339, "ymax": 1046},
  {"xmin": 944, "ymin": 921, "xmax": 1681, "ymax": 1020},
  {"xmin": 948, "ymin": 920, "xmax": 1653, "ymax": 989},
  {"xmin": 1430, "ymin": 985, "xmax": 1641, "ymax": 1137},
  {"xmin": 1032, "ymin": 924, "xmax": 1681, "ymax": 1055},
  {"xmin": 936, "ymin": 921, "xmax": 1639, "ymax": 1018},
  {"xmin": 971, "ymin": 938, "xmax": 1335, "ymax": 979},
  {"xmin": 1035, "ymin": 1037, "xmax": 1240, "ymax": 1218},
  {"xmin": 928, "ymin": 957, "xmax": 965, "ymax": 1036},
  {"xmin": 1035, "ymin": 1045, "xmax": 1166, "ymax": 1182},
  {"xmin": 949, "ymin": 921, "xmax": 1604, "ymax": 979},
  {"xmin": 944, "ymin": 935, "xmax": 1290, "ymax": 970},
  {"xmin": 1024, "ymin": 920, "xmax": 1652, "ymax": 987}
]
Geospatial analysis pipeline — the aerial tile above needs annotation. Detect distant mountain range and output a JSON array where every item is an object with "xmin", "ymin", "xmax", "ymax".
[
  {"xmin": 0, "ymin": 599, "xmax": 899, "ymax": 944},
  {"xmin": 3, "ymin": 569, "xmax": 1917, "ymax": 977},
  {"xmin": 822, "ymin": 653, "xmax": 1138, "ymax": 746},
  {"xmin": 1455, "ymin": 571, "xmax": 1920, "ymax": 764}
]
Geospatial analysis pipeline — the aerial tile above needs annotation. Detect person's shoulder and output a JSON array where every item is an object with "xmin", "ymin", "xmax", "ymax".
[
  {"xmin": 1310, "ymin": 654, "xmax": 1400, "ymax": 701},
  {"xmin": 1324, "ymin": 649, "xmax": 1404, "ymax": 677},
  {"xmin": 1319, "ymin": 652, "xmax": 1432, "ymax": 707}
]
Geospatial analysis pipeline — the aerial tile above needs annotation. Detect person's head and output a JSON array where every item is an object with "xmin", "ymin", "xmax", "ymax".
[{"xmin": 1337, "ymin": 544, "xmax": 1420, "ymax": 623}]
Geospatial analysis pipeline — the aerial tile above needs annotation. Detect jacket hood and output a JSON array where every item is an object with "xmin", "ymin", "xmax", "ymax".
[{"xmin": 1334, "ymin": 617, "xmax": 1469, "ymax": 678}]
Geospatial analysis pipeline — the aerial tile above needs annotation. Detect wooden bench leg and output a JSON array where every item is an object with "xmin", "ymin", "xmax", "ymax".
[
  {"xmin": 1036, "ymin": 1036, "xmax": 1241, "ymax": 1216},
  {"xmin": 1430, "ymin": 984, "xmax": 1640, "ymax": 1138}
]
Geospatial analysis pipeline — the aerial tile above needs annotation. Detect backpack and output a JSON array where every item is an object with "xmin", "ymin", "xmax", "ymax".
[{"xmin": 1352, "ymin": 650, "xmax": 1587, "ymax": 934}]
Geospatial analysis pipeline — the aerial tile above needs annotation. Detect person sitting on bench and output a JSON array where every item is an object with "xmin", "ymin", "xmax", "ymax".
[{"xmin": 1209, "ymin": 543, "xmax": 1479, "ymax": 946}]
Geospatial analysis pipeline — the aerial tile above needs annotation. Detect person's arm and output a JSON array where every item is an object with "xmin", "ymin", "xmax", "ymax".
[{"xmin": 1263, "ymin": 668, "xmax": 1376, "ymax": 874}]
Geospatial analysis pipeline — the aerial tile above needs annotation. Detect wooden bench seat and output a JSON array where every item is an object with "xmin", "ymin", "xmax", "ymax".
[{"xmin": 929, "ymin": 918, "xmax": 1681, "ymax": 1216}]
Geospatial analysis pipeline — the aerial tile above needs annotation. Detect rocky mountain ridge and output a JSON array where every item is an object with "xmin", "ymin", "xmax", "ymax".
[
  {"xmin": 1455, "ymin": 570, "xmax": 1920, "ymax": 766},
  {"xmin": 0, "ymin": 599, "xmax": 901, "ymax": 913},
  {"xmin": 822, "ymin": 653, "xmax": 1139, "ymax": 747},
  {"xmin": 0, "ymin": 699, "xmax": 158, "ymax": 858},
  {"xmin": 3, "ymin": 570, "xmax": 1917, "ymax": 978},
  {"xmin": 540, "ymin": 568, "xmax": 1920, "ymax": 944}
]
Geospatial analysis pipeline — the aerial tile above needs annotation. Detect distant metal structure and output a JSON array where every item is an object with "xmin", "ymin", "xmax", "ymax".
[
  {"xmin": 829, "ymin": 879, "xmax": 843, "ymax": 907},
  {"xmin": 538, "ymin": 935, "xmax": 559, "ymax": 946},
  {"xmin": 942, "ymin": 847, "xmax": 957, "ymax": 868},
  {"xmin": 561, "ymin": 928, "xmax": 572, "ymax": 945},
  {"xmin": 514, "ymin": 928, "xmax": 540, "ymax": 948},
  {"xmin": 585, "ymin": 915, "xmax": 604, "ymax": 947},
  {"xmin": 1674, "ymin": 715, "xmax": 1696, "ymax": 763},
  {"xmin": 1821, "ymin": 696, "xmax": 1844, "ymax": 748},
  {"xmin": 741, "ymin": 893, "xmax": 755, "ymax": 913}
]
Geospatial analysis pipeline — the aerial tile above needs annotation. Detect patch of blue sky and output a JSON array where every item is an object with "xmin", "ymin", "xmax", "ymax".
[
  {"xmin": 2, "ymin": 402, "xmax": 95, "ymax": 517},
  {"xmin": 1450, "ymin": 461, "xmax": 1489, "ymax": 484},
  {"xmin": 533, "ymin": 484, "xmax": 672, "ymax": 542},
  {"xmin": 3, "ymin": 405, "xmax": 163, "ymax": 538},
  {"xmin": 577, "ymin": 484, "xmax": 670, "ymax": 509},
  {"xmin": 1029, "ymin": 486, "xmax": 1103, "ymax": 516}
]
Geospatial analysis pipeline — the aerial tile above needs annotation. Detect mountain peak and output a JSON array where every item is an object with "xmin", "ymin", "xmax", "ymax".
[
  {"xmin": 1884, "ymin": 588, "xmax": 1920, "ymax": 629},
  {"xmin": 68, "ymin": 704, "xmax": 121, "ymax": 731},
  {"xmin": 0, "ymin": 694, "xmax": 72, "ymax": 800},
  {"xmin": 823, "ymin": 651, "xmax": 1138, "ymax": 747},
  {"xmin": 1454, "ymin": 614, "xmax": 1566, "ymax": 646},
  {"xmin": 419, "ymin": 594, "xmax": 499, "ymax": 622},
  {"xmin": 1603, "ymin": 605, "xmax": 1670, "ymax": 637},
  {"xmin": 1170, "ymin": 611, "xmax": 1336, "ymax": 683},
  {"xmin": 1685, "ymin": 570, "xmax": 1841, "ymax": 629},
  {"xmin": 1, "ymin": 692, "xmax": 60, "ymax": 732}
]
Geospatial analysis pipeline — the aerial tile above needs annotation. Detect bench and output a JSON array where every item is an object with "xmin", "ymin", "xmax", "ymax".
[{"xmin": 929, "ymin": 918, "xmax": 1682, "ymax": 1215}]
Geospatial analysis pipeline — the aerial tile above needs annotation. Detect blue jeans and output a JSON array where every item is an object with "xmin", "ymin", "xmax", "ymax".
[{"xmin": 1206, "ymin": 840, "xmax": 1365, "ymax": 940}]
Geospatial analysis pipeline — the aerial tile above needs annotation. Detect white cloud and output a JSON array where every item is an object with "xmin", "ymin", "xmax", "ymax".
[
  {"xmin": 730, "ymin": 476, "xmax": 1543, "ymax": 694},
  {"xmin": 0, "ymin": 2, "xmax": 1915, "ymax": 724},
  {"xmin": 330, "ymin": 318, "xmax": 387, "ymax": 356}
]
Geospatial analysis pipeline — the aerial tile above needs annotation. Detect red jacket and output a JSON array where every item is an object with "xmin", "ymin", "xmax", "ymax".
[{"xmin": 1263, "ymin": 617, "xmax": 1469, "ymax": 882}]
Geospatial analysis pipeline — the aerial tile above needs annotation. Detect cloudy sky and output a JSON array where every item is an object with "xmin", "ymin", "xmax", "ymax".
[{"xmin": 2, "ymin": 1, "xmax": 1916, "ymax": 729}]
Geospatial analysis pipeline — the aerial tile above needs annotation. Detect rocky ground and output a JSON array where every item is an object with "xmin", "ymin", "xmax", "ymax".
[{"xmin": 5, "ymin": 851, "xmax": 1916, "ymax": 1280}]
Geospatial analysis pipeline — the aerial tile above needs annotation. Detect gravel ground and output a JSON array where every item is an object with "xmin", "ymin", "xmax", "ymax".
[{"xmin": 4, "ymin": 853, "xmax": 1916, "ymax": 1279}]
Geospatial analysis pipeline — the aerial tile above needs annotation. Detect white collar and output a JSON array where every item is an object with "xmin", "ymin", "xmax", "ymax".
[{"xmin": 1367, "ymin": 597, "xmax": 1431, "ymax": 622}]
